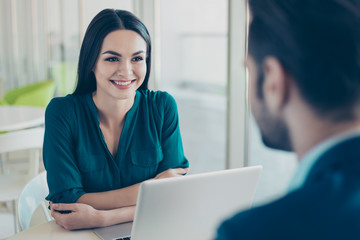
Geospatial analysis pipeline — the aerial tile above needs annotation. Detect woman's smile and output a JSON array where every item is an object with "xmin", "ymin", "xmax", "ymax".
[{"xmin": 110, "ymin": 79, "xmax": 136, "ymax": 89}]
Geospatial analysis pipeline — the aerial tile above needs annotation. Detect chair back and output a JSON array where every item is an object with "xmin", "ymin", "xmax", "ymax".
[
  {"xmin": 17, "ymin": 171, "xmax": 52, "ymax": 230},
  {"xmin": 3, "ymin": 80, "xmax": 56, "ymax": 108}
]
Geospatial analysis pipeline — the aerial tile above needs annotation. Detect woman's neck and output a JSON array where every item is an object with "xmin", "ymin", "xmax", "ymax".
[{"xmin": 92, "ymin": 91, "xmax": 135, "ymax": 129}]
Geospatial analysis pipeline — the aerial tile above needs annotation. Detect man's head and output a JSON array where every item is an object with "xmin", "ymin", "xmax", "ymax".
[{"xmin": 247, "ymin": 0, "xmax": 360, "ymax": 151}]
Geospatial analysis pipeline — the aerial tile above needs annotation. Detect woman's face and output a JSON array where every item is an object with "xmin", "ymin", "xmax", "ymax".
[{"xmin": 93, "ymin": 30, "xmax": 147, "ymax": 101}]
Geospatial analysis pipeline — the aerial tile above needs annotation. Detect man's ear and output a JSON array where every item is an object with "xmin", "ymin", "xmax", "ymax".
[{"xmin": 262, "ymin": 56, "xmax": 289, "ymax": 114}]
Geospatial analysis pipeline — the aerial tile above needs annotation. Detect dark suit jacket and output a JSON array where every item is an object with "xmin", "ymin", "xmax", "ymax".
[{"xmin": 216, "ymin": 136, "xmax": 360, "ymax": 239}]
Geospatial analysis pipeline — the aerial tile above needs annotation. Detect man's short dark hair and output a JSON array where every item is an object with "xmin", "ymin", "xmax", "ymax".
[{"xmin": 248, "ymin": 0, "xmax": 360, "ymax": 121}]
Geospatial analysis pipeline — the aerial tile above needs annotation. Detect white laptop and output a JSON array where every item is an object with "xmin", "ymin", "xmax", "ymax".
[{"xmin": 93, "ymin": 165, "xmax": 262, "ymax": 240}]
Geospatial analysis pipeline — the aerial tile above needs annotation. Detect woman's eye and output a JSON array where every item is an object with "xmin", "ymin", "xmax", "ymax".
[
  {"xmin": 105, "ymin": 57, "xmax": 119, "ymax": 62},
  {"xmin": 132, "ymin": 56, "xmax": 143, "ymax": 62}
]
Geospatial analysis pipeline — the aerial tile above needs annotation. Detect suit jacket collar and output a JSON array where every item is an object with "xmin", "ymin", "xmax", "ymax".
[{"xmin": 304, "ymin": 135, "xmax": 360, "ymax": 186}]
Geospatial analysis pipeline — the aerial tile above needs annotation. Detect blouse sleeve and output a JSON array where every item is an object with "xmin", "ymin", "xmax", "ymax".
[
  {"xmin": 156, "ymin": 92, "xmax": 189, "ymax": 174},
  {"xmin": 43, "ymin": 97, "xmax": 86, "ymax": 203}
]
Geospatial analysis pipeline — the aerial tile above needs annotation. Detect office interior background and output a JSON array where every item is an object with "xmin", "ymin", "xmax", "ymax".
[{"xmin": 0, "ymin": 0, "xmax": 297, "ymax": 238}]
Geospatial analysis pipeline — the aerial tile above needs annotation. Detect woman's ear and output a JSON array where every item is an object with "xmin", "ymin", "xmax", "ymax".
[{"xmin": 262, "ymin": 56, "xmax": 290, "ymax": 114}]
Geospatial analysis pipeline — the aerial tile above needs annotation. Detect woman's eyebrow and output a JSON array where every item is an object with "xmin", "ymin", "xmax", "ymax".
[
  {"xmin": 102, "ymin": 50, "xmax": 121, "ymax": 56},
  {"xmin": 132, "ymin": 50, "xmax": 145, "ymax": 56},
  {"xmin": 102, "ymin": 50, "xmax": 145, "ymax": 56}
]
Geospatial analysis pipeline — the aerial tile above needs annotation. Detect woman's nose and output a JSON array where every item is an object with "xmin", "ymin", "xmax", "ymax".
[{"xmin": 117, "ymin": 60, "xmax": 133, "ymax": 77}]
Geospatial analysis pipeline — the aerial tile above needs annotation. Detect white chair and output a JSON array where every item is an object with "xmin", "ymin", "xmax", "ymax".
[
  {"xmin": 0, "ymin": 127, "xmax": 44, "ymax": 233},
  {"xmin": 17, "ymin": 171, "xmax": 52, "ymax": 230}
]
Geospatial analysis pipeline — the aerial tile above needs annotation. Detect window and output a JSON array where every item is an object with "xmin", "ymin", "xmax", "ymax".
[
  {"xmin": 248, "ymin": 116, "xmax": 297, "ymax": 205},
  {"xmin": 158, "ymin": 0, "xmax": 229, "ymax": 174}
]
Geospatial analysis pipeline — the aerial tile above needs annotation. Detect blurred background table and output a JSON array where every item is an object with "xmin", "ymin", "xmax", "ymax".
[{"xmin": 0, "ymin": 106, "xmax": 45, "ymax": 132}]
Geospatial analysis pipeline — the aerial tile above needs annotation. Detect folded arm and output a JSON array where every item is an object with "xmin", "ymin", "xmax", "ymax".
[
  {"xmin": 76, "ymin": 182, "xmax": 141, "ymax": 210},
  {"xmin": 51, "ymin": 202, "xmax": 135, "ymax": 230},
  {"xmin": 76, "ymin": 168, "xmax": 189, "ymax": 210}
]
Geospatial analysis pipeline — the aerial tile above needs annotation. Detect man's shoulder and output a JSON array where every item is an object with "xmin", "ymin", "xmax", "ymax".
[
  {"xmin": 216, "ymin": 179, "xmax": 360, "ymax": 239},
  {"xmin": 217, "ymin": 190, "xmax": 304, "ymax": 239}
]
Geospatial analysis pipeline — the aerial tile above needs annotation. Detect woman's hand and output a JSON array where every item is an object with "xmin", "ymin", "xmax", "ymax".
[
  {"xmin": 50, "ymin": 202, "xmax": 102, "ymax": 230},
  {"xmin": 154, "ymin": 168, "xmax": 189, "ymax": 179}
]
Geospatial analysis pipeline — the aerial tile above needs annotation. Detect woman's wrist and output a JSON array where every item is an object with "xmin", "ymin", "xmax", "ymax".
[
  {"xmin": 91, "ymin": 205, "xmax": 136, "ymax": 228},
  {"xmin": 94, "ymin": 209, "xmax": 106, "ymax": 228}
]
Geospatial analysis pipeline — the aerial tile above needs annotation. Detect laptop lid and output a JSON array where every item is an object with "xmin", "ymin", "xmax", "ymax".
[{"xmin": 131, "ymin": 165, "xmax": 262, "ymax": 240}]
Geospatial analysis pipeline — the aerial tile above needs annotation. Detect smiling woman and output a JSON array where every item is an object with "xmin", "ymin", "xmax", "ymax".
[
  {"xmin": 42, "ymin": 9, "xmax": 189, "ymax": 230},
  {"xmin": 93, "ymin": 30, "xmax": 147, "ymax": 103}
]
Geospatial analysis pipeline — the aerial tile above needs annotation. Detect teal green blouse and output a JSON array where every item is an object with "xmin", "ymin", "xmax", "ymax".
[{"xmin": 43, "ymin": 89, "xmax": 189, "ymax": 203}]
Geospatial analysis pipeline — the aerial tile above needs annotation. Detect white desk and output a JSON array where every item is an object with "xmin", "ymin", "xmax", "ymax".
[
  {"xmin": 0, "ymin": 106, "xmax": 45, "ymax": 132},
  {"xmin": 6, "ymin": 221, "xmax": 100, "ymax": 240}
]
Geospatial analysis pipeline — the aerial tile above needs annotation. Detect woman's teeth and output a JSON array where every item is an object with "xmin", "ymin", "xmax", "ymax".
[{"xmin": 113, "ymin": 80, "xmax": 132, "ymax": 86}]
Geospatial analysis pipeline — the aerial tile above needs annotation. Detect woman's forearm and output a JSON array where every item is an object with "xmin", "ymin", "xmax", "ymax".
[
  {"xmin": 96, "ymin": 205, "xmax": 136, "ymax": 227},
  {"xmin": 77, "ymin": 182, "xmax": 141, "ymax": 210},
  {"xmin": 76, "ymin": 168, "xmax": 187, "ymax": 210}
]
